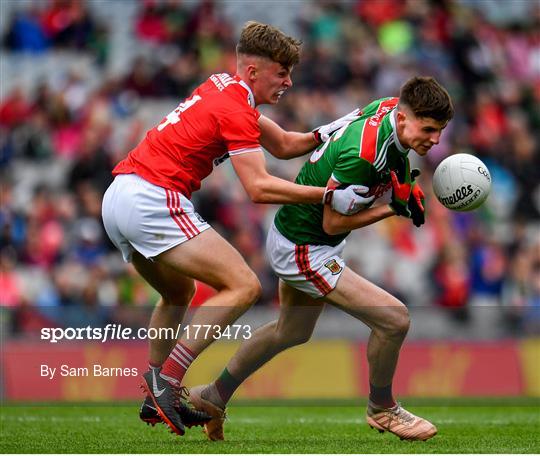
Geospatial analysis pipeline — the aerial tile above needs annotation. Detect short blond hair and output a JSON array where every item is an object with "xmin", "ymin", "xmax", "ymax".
[{"xmin": 236, "ymin": 21, "xmax": 301, "ymax": 68}]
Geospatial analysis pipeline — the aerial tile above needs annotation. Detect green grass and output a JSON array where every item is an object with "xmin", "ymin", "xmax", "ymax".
[{"xmin": 1, "ymin": 398, "xmax": 539, "ymax": 453}]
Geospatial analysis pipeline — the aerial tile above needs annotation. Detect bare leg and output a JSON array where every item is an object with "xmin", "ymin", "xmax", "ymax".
[
  {"xmin": 132, "ymin": 251, "xmax": 195, "ymax": 365},
  {"xmin": 134, "ymin": 228, "xmax": 261, "ymax": 362},
  {"xmin": 226, "ymin": 280, "xmax": 324, "ymax": 382},
  {"xmin": 190, "ymin": 280, "xmax": 323, "ymax": 440},
  {"xmin": 325, "ymin": 269, "xmax": 435, "ymax": 441},
  {"xmin": 325, "ymin": 267, "xmax": 410, "ymax": 387}
]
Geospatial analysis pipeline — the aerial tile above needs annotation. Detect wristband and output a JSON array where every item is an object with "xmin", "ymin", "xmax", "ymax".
[{"xmin": 322, "ymin": 187, "xmax": 334, "ymax": 204}]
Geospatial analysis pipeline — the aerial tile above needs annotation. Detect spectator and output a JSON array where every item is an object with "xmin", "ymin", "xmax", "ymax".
[{"xmin": 2, "ymin": 7, "xmax": 49, "ymax": 53}]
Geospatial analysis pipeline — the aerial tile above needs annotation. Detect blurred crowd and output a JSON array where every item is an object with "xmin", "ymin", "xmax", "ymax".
[{"xmin": 1, "ymin": 0, "xmax": 539, "ymax": 337}]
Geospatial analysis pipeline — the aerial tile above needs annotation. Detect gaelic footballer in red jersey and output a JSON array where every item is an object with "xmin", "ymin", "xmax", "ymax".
[
  {"xmin": 112, "ymin": 73, "xmax": 262, "ymax": 199},
  {"xmin": 102, "ymin": 21, "xmax": 367, "ymax": 437}
]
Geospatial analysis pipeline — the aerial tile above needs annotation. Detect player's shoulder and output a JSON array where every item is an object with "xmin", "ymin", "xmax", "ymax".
[
  {"xmin": 343, "ymin": 97, "xmax": 398, "ymax": 136},
  {"xmin": 200, "ymin": 73, "xmax": 255, "ymax": 115},
  {"xmin": 359, "ymin": 97, "xmax": 399, "ymax": 118},
  {"xmin": 353, "ymin": 97, "xmax": 398, "ymax": 170}
]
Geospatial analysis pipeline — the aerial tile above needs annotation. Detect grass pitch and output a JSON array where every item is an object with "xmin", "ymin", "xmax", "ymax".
[{"xmin": 1, "ymin": 398, "xmax": 538, "ymax": 453}]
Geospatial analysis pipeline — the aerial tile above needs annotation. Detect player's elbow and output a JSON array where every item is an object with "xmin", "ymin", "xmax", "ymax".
[
  {"xmin": 249, "ymin": 190, "xmax": 267, "ymax": 204},
  {"xmin": 244, "ymin": 186, "xmax": 263, "ymax": 203},
  {"xmin": 243, "ymin": 179, "xmax": 270, "ymax": 204},
  {"xmin": 322, "ymin": 217, "xmax": 342, "ymax": 236}
]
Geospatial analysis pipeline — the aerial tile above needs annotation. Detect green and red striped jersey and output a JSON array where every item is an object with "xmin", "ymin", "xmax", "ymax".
[{"xmin": 275, "ymin": 97, "xmax": 411, "ymax": 246}]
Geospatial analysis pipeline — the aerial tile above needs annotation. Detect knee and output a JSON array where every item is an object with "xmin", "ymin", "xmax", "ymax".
[
  {"xmin": 285, "ymin": 331, "xmax": 312, "ymax": 348},
  {"xmin": 235, "ymin": 271, "xmax": 262, "ymax": 309},
  {"xmin": 275, "ymin": 326, "xmax": 313, "ymax": 350},
  {"xmin": 380, "ymin": 303, "xmax": 410, "ymax": 339},
  {"xmin": 162, "ymin": 281, "xmax": 197, "ymax": 307},
  {"xmin": 185, "ymin": 281, "xmax": 197, "ymax": 303},
  {"xmin": 390, "ymin": 305, "xmax": 410, "ymax": 338}
]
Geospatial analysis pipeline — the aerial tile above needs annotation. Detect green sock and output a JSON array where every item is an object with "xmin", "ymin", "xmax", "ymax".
[{"xmin": 214, "ymin": 368, "xmax": 241, "ymax": 404}]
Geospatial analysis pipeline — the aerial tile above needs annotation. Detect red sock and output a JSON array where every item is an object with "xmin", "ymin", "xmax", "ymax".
[{"xmin": 160, "ymin": 343, "xmax": 196, "ymax": 385}]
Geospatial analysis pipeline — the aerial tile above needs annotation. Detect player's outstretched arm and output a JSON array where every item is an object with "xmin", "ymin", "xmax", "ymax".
[
  {"xmin": 258, "ymin": 108, "xmax": 361, "ymax": 160},
  {"xmin": 258, "ymin": 115, "xmax": 319, "ymax": 159},
  {"xmin": 231, "ymin": 150, "xmax": 325, "ymax": 204},
  {"xmin": 232, "ymin": 153, "xmax": 374, "ymax": 212}
]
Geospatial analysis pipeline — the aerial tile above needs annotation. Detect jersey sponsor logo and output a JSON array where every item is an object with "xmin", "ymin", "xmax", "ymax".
[
  {"xmin": 367, "ymin": 100, "xmax": 397, "ymax": 127},
  {"xmin": 324, "ymin": 258, "xmax": 342, "ymax": 275},
  {"xmin": 363, "ymin": 169, "xmax": 392, "ymax": 199},
  {"xmin": 359, "ymin": 98, "xmax": 398, "ymax": 164},
  {"xmin": 210, "ymin": 73, "xmax": 236, "ymax": 91},
  {"xmin": 213, "ymin": 152, "xmax": 230, "ymax": 167},
  {"xmin": 367, "ymin": 181, "xmax": 392, "ymax": 199}
]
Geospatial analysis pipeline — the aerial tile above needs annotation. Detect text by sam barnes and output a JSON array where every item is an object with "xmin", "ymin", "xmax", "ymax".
[{"xmin": 41, "ymin": 364, "xmax": 138, "ymax": 379}]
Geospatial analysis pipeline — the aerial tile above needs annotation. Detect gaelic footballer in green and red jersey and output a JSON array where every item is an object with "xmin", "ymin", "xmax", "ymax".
[{"xmin": 275, "ymin": 97, "xmax": 412, "ymax": 246}]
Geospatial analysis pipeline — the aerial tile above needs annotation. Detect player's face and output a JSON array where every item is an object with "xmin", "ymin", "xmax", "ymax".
[
  {"xmin": 251, "ymin": 60, "xmax": 293, "ymax": 105},
  {"xmin": 397, "ymin": 109, "xmax": 447, "ymax": 156}
]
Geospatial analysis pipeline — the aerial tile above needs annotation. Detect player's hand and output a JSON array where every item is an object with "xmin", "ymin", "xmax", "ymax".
[
  {"xmin": 326, "ymin": 185, "xmax": 375, "ymax": 215},
  {"xmin": 312, "ymin": 108, "xmax": 362, "ymax": 143},
  {"xmin": 408, "ymin": 168, "xmax": 425, "ymax": 227},
  {"xmin": 389, "ymin": 170, "xmax": 412, "ymax": 218}
]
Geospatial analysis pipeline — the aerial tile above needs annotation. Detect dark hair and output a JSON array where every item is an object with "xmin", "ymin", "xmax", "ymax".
[
  {"xmin": 399, "ymin": 76, "xmax": 454, "ymax": 122},
  {"xmin": 236, "ymin": 21, "xmax": 301, "ymax": 68}
]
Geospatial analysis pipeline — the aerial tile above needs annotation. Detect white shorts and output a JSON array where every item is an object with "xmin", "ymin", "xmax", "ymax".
[
  {"xmin": 102, "ymin": 174, "xmax": 210, "ymax": 262},
  {"xmin": 266, "ymin": 223, "xmax": 346, "ymax": 299}
]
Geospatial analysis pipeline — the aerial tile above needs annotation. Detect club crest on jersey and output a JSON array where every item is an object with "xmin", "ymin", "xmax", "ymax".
[{"xmin": 324, "ymin": 259, "xmax": 342, "ymax": 275}]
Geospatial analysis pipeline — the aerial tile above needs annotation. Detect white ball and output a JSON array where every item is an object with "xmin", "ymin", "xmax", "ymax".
[{"xmin": 432, "ymin": 153, "xmax": 492, "ymax": 211}]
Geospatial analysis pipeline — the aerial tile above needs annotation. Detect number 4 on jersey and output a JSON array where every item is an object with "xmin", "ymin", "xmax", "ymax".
[{"xmin": 157, "ymin": 95, "xmax": 201, "ymax": 131}]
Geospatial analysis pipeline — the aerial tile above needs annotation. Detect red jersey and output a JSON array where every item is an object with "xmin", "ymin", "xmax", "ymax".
[{"xmin": 113, "ymin": 73, "xmax": 261, "ymax": 198}]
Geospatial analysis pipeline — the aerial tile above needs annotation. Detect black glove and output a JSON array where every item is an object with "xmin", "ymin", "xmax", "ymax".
[
  {"xmin": 407, "ymin": 168, "xmax": 425, "ymax": 227},
  {"xmin": 389, "ymin": 155, "xmax": 412, "ymax": 218}
]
